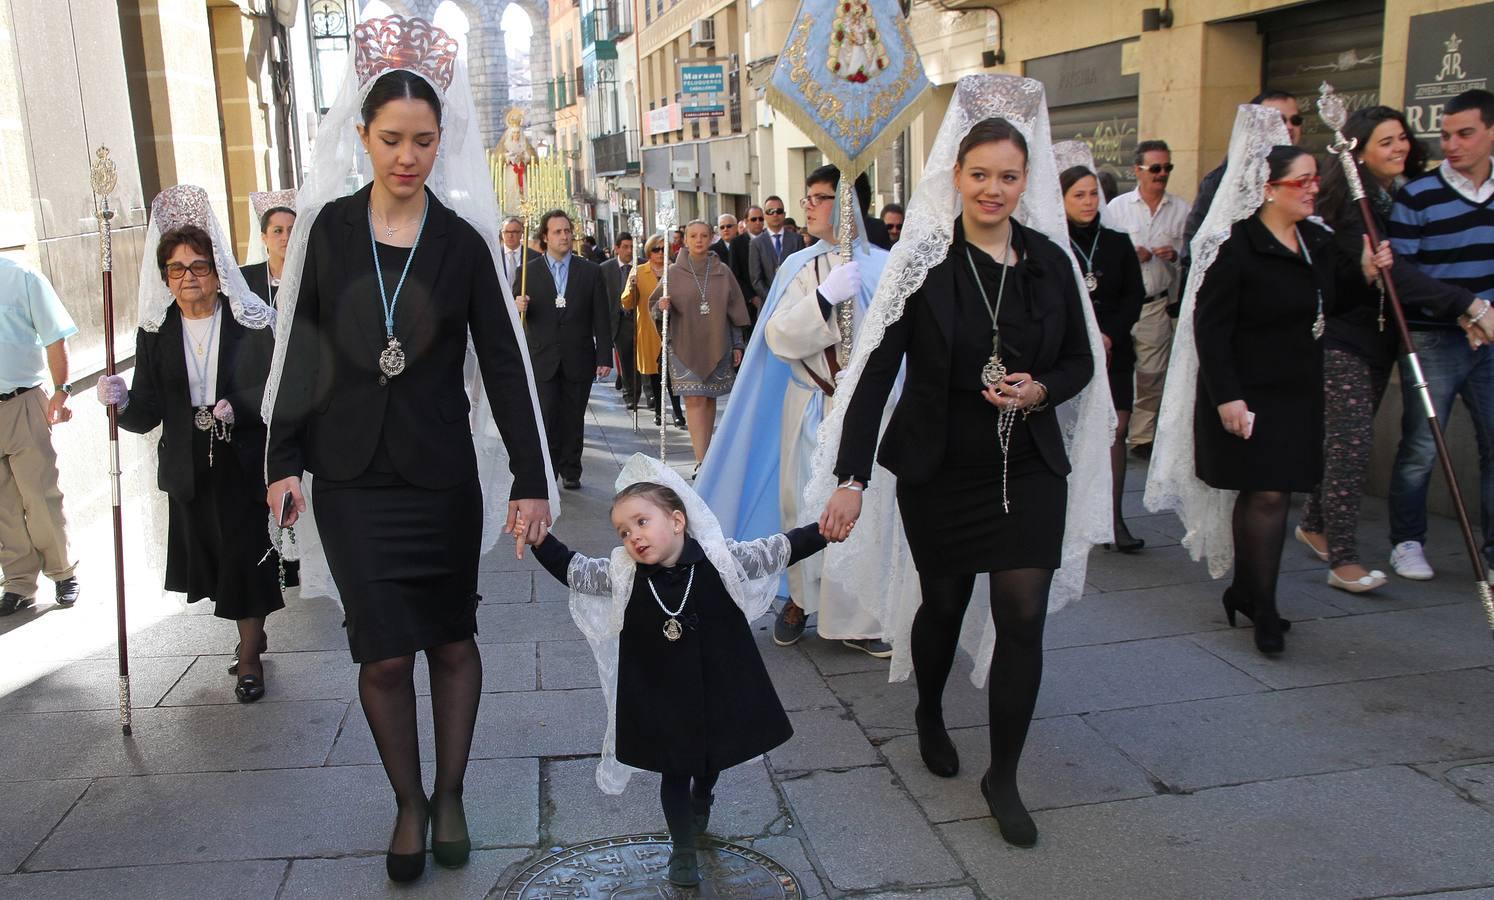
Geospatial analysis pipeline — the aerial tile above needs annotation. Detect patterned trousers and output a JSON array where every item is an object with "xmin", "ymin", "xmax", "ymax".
[{"xmin": 1301, "ymin": 349, "xmax": 1391, "ymax": 567}]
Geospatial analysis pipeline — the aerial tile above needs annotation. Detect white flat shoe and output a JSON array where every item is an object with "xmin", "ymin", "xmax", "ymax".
[
  {"xmin": 1327, "ymin": 569, "xmax": 1387, "ymax": 593},
  {"xmin": 1295, "ymin": 526, "xmax": 1329, "ymax": 562}
]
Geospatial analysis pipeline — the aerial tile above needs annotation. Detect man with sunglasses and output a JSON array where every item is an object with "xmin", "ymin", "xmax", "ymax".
[
  {"xmin": 1106, "ymin": 139, "xmax": 1191, "ymax": 458},
  {"xmin": 1184, "ymin": 90, "xmax": 1304, "ymax": 264},
  {"xmin": 0, "ymin": 256, "xmax": 80, "ymax": 616},
  {"xmin": 750, "ymin": 195, "xmax": 805, "ymax": 303},
  {"xmin": 880, "ymin": 203, "xmax": 904, "ymax": 245},
  {"xmin": 728, "ymin": 211, "xmax": 762, "ymax": 323}
]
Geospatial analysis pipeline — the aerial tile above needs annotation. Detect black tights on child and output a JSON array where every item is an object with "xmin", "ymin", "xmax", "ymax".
[
  {"xmin": 911, "ymin": 568, "xmax": 1052, "ymax": 841},
  {"xmin": 661, "ymin": 770, "xmax": 720, "ymax": 848}
]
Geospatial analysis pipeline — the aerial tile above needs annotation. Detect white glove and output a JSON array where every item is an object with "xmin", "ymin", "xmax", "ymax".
[
  {"xmin": 96, "ymin": 374, "xmax": 128, "ymax": 408},
  {"xmin": 819, "ymin": 260, "xmax": 862, "ymax": 306},
  {"xmin": 212, "ymin": 398, "xmax": 234, "ymax": 425}
]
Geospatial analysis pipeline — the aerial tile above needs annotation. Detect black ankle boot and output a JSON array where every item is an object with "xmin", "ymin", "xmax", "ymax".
[
  {"xmin": 667, "ymin": 833, "xmax": 700, "ymax": 887},
  {"xmin": 914, "ymin": 706, "xmax": 959, "ymax": 777},
  {"xmin": 430, "ymin": 791, "xmax": 471, "ymax": 869},
  {"xmin": 980, "ymin": 770, "xmax": 1037, "ymax": 848},
  {"xmin": 691, "ymin": 792, "xmax": 714, "ymax": 851},
  {"xmin": 1221, "ymin": 587, "xmax": 1291, "ymax": 632},
  {"xmin": 385, "ymin": 803, "xmax": 429, "ymax": 883}
]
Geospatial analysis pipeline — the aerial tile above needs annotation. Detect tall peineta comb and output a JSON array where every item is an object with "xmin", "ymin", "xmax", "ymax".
[{"xmin": 354, "ymin": 15, "xmax": 458, "ymax": 92}]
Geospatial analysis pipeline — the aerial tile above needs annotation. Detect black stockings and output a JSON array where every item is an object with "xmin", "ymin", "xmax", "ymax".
[
  {"xmin": 1230, "ymin": 490, "xmax": 1291, "ymax": 619},
  {"xmin": 359, "ymin": 638, "xmax": 483, "ymax": 853},
  {"xmin": 912, "ymin": 568, "xmax": 1052, "ymax": 813},
  {"xmin": 660, "ymin": 770, "xmax": 720, "ymax": 847}
]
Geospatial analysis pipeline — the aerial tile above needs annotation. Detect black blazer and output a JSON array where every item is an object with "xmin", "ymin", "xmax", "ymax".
[
  {"xmin": 117, "ymin": 300, "xmax": 273, "ymax": 501},
  {"xmin": 1195, "ymin": 216, "xmax": 1371, "ymax": 407},
  {"xmin": 599, "ymin": 255, "xmax": 633, "ymax": 344},
  {"xmin": 239, "ymin": 262, "xmax": 277, "ymax": 310},
  {"xmin": 520, "ymin": 250, "xmax": 612, "ymax": 381},
  {"xmin": 1068, "ymin": 222, "xmax": 1146, "ymax": 344},
  {"xmin": 836, "ymin": 221, "xmax": 1095, "ymax": 486},
  {"xmin": 728, "ymin": 231, "xmax": 757, "ymax": 302},
  {"xmin": 265, "ymin": 185, "xmax": 548, "ymax": 498}
]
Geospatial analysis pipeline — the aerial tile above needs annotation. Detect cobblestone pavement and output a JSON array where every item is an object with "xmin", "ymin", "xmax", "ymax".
[{"xmin": 2, "ymin": 384, "xmax": 1492, "ymax": 899}]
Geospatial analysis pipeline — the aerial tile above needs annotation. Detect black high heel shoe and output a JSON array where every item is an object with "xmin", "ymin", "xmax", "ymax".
[
  {"xmin": 430, "ymin": 792, "xmax": 471, "ymax": 869},
  {"xmin": 914, "ymin": 706, "xmax": 959, "ymax": 777},
  {"xmin": 233, "ymin": 673, "xmax": 265, "ymax": 703},
  {"xmin": 1221, "ymin": 588, "xmax": 1291, "ymax": 632},
  {"xmin": 980, "ymin": 770, "xmax": 1037, "ymax": 848},
  {"xmin": 386, "ymin": 804, "xmax": 430, "ymax": 883},
  {"xmin": 1102, "ymin": 537, "xmax": 1146, "ymax": 553},
  {"xmin": 227, "ymin": 632, "xmax": 269, "ymax": 675},
  {"xmin": 1253, "ymin": 614, "xmax": 1285, "ymax": 655}
]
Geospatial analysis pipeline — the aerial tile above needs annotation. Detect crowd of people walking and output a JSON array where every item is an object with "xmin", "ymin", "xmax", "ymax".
[{"xmin": 3, "ymin": 7, "xmax": 1492, "ymax": 887}]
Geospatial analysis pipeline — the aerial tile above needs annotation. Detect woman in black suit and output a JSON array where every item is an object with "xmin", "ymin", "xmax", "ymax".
[
  {"xmin": 821, "ymin": 118, "xmax": 1095, "ymax": 847},
  {"xmin": 265, "ymin": 64, "xmax": 553, "ymax": 881},
  {"xmin": 96, "ymin": 215, "xmax": 281, "ymax": 704},
  {"xmin": 1193, "ymin": 145, "xmax": 1389, "ymax": 654},
  {"xmin": 1061, "ymin": 165, "xmax": 1146, "ymax": 551},
  {"xmin": 239, "ymin": 195, "xmax": 296, "ymax": 311}
]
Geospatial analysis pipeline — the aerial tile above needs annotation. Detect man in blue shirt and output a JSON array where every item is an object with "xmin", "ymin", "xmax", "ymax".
[{"xmin": 0, "ymin": 256, "xmax": 80, "ymax": 614}]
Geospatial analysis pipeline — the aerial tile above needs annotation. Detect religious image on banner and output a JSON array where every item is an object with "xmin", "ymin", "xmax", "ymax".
[
  {"xmin": 828, "ymin": 0, "xmax": 889, "ymax": 84},
  {"xmin": 766, "ymin": 0, "xmax": 931, "ymax": 177}
]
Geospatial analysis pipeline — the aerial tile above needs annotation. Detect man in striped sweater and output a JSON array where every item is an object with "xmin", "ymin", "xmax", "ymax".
[{"xmin": 1386, "ymin": 88, "xmax": 1494, "ymax": 580}]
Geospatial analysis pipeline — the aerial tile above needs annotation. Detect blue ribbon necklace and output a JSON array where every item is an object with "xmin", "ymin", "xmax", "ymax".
[{"xmin": 368, "ymin": 198, "xmax": 429, "ymax": 381}]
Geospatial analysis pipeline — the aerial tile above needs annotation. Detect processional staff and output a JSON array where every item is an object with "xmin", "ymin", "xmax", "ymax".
[
  {"xmin": 1319, "ymin": 81, "xmax": 1494, "ymax": 636},
  {"xmin": 657, "ymin": 206, "xmax": 677, "ymax": 461},
  {"xmin": 90, "ymin": 145, "xmax": 134, "ymax": 734}
]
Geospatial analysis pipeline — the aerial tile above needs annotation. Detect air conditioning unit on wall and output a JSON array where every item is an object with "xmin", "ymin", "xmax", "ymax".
[{"xmin": 690, "ymin": 19, "xmax": 715, "ymax": 48}]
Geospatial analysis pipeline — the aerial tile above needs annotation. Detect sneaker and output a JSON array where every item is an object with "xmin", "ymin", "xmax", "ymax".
[
  {"xmin": 773, "ymin": 601, "xmax": 807, "ymax": 646},
  {"xmin": 0, "ymin": 592, "xmax": 35, "ymax": 616},
  {"xmin": 1390, "ymin": 541, "xmax": 1435, "ymax": 581},
  {"xmin": 54, "ymin": 577, "xmax": 80, "ymax": 607},
  {"xmin": 841, "ymin": 638, "xmax": 893, "ymax": 658}
]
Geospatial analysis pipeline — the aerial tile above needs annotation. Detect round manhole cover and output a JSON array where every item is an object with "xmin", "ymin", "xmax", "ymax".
[{"xmin": 501, "ymin": 833, "xmax": 801, "ymax": 899}]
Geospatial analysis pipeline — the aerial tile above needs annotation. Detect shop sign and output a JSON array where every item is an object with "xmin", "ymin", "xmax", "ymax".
[
  {"xmin": 681, "ymin": 63, "xmax": 727, "ymax": 119},
  {"xmin": 1403, "ymin": 4, "xmax": 1493, "ymax": 140},
  {"xmin": 647, "ymin": 103, "xmax": 683, "ymax": 136}
]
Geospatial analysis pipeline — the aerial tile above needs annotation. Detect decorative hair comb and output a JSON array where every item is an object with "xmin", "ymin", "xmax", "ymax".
[
  {"xmin": 150, "ymin": 184, "xmax": 213, "ymax": 234},
  {"xmin": 354, "ymin": 15, "xmax": 458, "ymax": 92},
  {"xmin": 250, "ymin": 189, "xmax": 297, "ymax": 220}
]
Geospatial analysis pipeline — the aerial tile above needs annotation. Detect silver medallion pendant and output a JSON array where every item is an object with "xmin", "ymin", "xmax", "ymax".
[
  {"xmin": 554, "ymin": 295, "xmax": 567, "ymax": 310},
  {"xmin": 1084, "ymin": 271, "xmax": 1099, "ymax": 293},
  {"xmin": 194, "ymin": 406, "xmax": 214, "ymax": 432},
  {"xmin": 1311, "ymin": 313, "xmax": 1326, "ymax": 340},
  {"xmin": 699, "ymin": 301, "xmax": 711, "ymax": 316},
  {"xmin": 379, "ymin": 336, "xmax": 407, "ymax": 378},
  {"xmin": 662, "ymin": 617, "xmax": 683, "ymax": 641},
  {"xmin": 980, "ymin": 353, "xmax": 1008, "ymax": 389}
]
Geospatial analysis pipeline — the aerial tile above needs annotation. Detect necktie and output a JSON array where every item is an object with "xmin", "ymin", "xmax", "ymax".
[{"xmin": 774, "ymin": 233, "xmax": 782, "ymax": 260}]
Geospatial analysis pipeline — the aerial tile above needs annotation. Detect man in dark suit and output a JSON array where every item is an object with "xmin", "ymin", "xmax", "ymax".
[
  {"xmin": 599, "ymin": 231, "xmax": 638, "ymax": 408},
  {"xmin": 514, "ymin": 210, "xmax": 612, "ymax": 489},
  {"xmin": 710, "ymin": 213, "xmax": 737, "ymax": 265},
  {"xmin": 749, "ymin": 195, "xmax": 804, "ymax": 301},
  {"xmin": 498, "ymin": 216, "xmax": 529, "ymax": 286},
  {"xmin": 730, "ymin": 205, "xmax": 763, "ymax": 317}
]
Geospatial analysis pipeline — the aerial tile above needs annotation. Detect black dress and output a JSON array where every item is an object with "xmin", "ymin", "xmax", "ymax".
[
  {"xmin": 266, "ymin": 187, "xmax": 549, "ymax": 663},
  {"xmin": 534, "ymin": 529, "xmax": 826, "ymax": 775},
  {"xmin": 1193, "ymin": 217, "xmax": 1373, "ymax": 492},
  {"xmin": 1068, "ymin": 219, "xmax": 1145, "ymax": 411},
  {"xmin": 115, "ymin": 302, "xmax": 283, "ymax": 620}
]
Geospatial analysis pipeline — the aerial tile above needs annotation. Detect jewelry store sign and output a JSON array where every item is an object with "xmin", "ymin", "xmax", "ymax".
[{"xmin": 1403, "ymin": 3, "xmax": 1492, "ymax": 140}]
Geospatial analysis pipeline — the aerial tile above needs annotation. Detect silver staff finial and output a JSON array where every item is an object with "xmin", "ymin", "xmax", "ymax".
[{"xmin": 1318, "ymin": 82, "xmax": 1354, "ymax": 150}]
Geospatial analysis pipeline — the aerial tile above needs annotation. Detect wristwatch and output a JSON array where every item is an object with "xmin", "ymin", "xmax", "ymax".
[{"xmin": 54, "ymin": 383, "xmax": 72, "ymax": 395}]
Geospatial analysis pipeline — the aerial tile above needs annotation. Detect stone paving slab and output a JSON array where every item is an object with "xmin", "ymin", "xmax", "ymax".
[
  {"xmin": 1037, "ymin": 635, "xmax": 1269, "ymax": 718},
  {"xmin": 860, "ymin": 889, "xmax": 981, "ymax": 900},
  {"xmin": 756, "ymin": 635, "xmax": 842, "ymax": 712},
  {"xmin": 743, "ymin": 835, "xmax": 827, "ymax": 898},
  {"xmin": 1188, "ymin": 601, "xmax": 1494, "ymax": 689},
  {"xmin": 79, "ymin": 613, "xmax": 239, "ymax": 660},
  {"xmin": 768, "ymin": 708, "xmax": 882, "ymax": 773},
  {"xmin": 476, "ymin": 571, "xmax": 536, "ymax": 604},
  {"xmin": 0, "ymin": 779, "xmax": 89, "ymax": 872},
  {"xmin": 779, "ymin": 767, "xmax": 965, "ymax": 892},
  {"xmin": 1085, "ymin": 669, "xmax": 1494, "ymax": 791},
  {"xmin": 830, "ymin": 665, "xmax": 987, "ymax": 737},
  {"xmin": 940, "ymin": 766, "xmax": 1494, "ymax": 900},
  {"xmin": 328, "ymin": 689, "xmax": 605, "ymax": 765},
  {"xmin": 27, "ymin": 758, "xmax": 538, "ymax": 871},
  {"xmin": 1385, "ymin": 890, "xmax": 1494, "ymax": 899},
  {"xmin": 542, "ymin": 757, "xmax": 786, "ymax": 845},
  {"xmin": 0, "ymin": 700, "xmax": 347, "ymax": 781},
  {"xmin": 0, "ymin": 860, "xmax": 289, "ymax": 899},
  {"xmin": 159, "ymin": 652, "xmax": 358, "ymax": 706},
  {"xmin": 1441, "ymin": 759, "xmax": 1494, "ymax": 806},
  {"xmin": 536, "ymin": 639, "xmax": 601, "ymax": 690},
  {"xmin": 881, "ymin": 717, "xmax": 1157, "ymax": 823},
  {"xmin": 0, "ymin": 655, "xmax": 194, "ymax": 715},
  {"xmin": 797, "ymin": 629, "xmax": 898, "ymax": 677},
  {"xmin": 282, "ymin": 848, "xmax": 530, "ymax": 898},
  {"xmin": 475, "ymin": 601, "xmax": 583, "ymax": 645}
]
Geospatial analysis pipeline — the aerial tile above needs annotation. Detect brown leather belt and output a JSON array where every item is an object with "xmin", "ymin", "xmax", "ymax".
[{"xmin": 805, "ymin": 348, "xmax": 841, "ymax": 397}]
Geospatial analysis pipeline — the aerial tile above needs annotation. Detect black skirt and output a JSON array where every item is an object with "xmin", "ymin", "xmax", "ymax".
[
  {"xmin": 615, "ymin": 544, "xmax": 792, "ymax": 775},
  {"xmin": 311, "ymin": 461, "xmax": 482, "ymax": 664},
  {"xmin": 1106, "ymin": 343, "xmax": 1136, "ymax": 412},
  {"xmin": 897, "ymin": 390, "xmax": 1066, "ymax": 574},
  {"xmin": 1194, "ymin": 379, "xmax": 1323, "ymax": 492},
  {"xmin": 165, "ymin": 427, "xmax": 284, "ymax": 620}
]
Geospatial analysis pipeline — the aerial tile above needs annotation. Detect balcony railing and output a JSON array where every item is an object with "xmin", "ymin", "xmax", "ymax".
[
  {"xmin": 582, "ymin": 2, "xmax": 633, "ymax": 47},
  {"xmin": 593, "ymin": 130, "xmax": 640, "ymax": 177}
]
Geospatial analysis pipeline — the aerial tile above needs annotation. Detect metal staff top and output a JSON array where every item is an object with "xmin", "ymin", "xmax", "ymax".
[{"xmin": 91, "ymin": 146, "xmax": 119, "ymax": 272}]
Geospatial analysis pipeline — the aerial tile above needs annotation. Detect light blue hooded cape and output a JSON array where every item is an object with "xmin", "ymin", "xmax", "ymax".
[{"xmin": 696, "ymin": 221, "xmax": 890, "ymax": 593}]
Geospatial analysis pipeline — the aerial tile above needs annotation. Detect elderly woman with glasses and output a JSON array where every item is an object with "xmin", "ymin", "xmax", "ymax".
[
  {"xmin": 622, "ymin": 233, "xmax": 685, "ymax": 427},
  {"xmin": 96, "ymin": 193, "xmax": 282, "ymax": 703}
]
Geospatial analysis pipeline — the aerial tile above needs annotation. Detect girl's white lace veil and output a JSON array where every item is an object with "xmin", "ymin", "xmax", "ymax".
[
  {"xmin": 1142, "ymin": 104, "xmax": 1292, "ymax": 576},
  {"xmin": 258, "ymin": 16, "xmax": 560, "ymax": 599},
  {"xmin": 805, "ymin": 75, "xmax": 1115, "ymax": 686}
]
